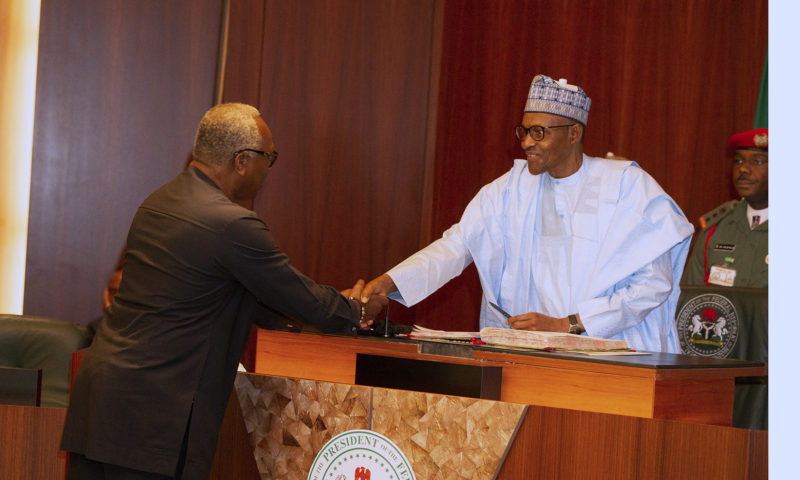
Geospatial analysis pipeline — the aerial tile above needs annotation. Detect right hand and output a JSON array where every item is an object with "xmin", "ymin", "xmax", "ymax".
[
  {"xmin": 360, "ymin": 273, "xmax": 397, "ymax": 304},
  {"xmin": 342, "ymin": 279, "xmax": 389, "ymax": 328}
]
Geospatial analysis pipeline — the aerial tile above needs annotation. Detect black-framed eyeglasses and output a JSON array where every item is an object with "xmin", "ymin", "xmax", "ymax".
[
  {"xmin": 234, "ymin": 148, "xmax": 279, "ymax": 168},
  {"xmin": 514, "ymin": 124, "xmax": 574, "ymax": 142}
]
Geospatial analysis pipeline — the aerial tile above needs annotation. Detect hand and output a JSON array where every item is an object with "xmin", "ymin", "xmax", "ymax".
[
  {"xmin": 363, "ymin": 295, "xmax": 389, "ymax": 325},
  {"xmin": 342, "ymin": 279, "xmax": 388, "ymax": 329},
  {"xmin": 360, "ymin": 273, "xmax": 397, "ymax": 303},
  {"xmin": 339, "ymin": 278, "xmax": 364, "ymax": 300},
  {"xmin": 507, "ymin": 312, "xmax": 570, "ymax": 332},
  {"xmin": 102, "ymin": 269, "xmax": 123, "ymax": 312}
]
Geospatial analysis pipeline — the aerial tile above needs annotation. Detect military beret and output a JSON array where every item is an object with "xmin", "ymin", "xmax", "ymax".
[{"xmin": 728, "ymin": 128, "xmax": 768, "ymax": 151}]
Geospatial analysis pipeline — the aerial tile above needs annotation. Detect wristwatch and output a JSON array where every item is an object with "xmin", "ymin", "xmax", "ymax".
[{"xmin": 568, "ymin": 314, "xmax": 584, "ymax": 334}]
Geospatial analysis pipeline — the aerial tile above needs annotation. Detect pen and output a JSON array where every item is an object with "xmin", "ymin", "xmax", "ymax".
[{"xmin": 489, "ymin": 302, "xmax": 511, "ymax": 319}]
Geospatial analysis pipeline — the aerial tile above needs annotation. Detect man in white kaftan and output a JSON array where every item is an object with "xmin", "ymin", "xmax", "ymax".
[{"xmin": 362, "ymin": 75, "xmax": 693, "ymax": 353}]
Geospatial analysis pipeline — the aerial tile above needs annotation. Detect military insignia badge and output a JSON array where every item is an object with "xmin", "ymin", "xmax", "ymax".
[
  {"xmin": 677, "ymin": 293, "xmax": 739, "ymax": 358},
  {"xmin": 753, "ymin": 132, "xmax": 768, "ymax": 147}
]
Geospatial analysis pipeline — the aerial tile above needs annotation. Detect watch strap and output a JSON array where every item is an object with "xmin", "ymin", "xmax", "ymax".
[{"xmin": 568, "ymin": 314, "xmax": 583, "ymax": 334}]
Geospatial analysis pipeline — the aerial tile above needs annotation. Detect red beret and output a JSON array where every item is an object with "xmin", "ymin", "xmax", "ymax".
[{"xmin": 728, "ymin": 128, "xmax": 768, "ymax": 151}]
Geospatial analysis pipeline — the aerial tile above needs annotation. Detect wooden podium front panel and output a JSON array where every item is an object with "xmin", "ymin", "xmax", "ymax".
[
  {"xmin": 500, "ymin": 367, "xmax": 736, "ymax": 425},
  {"xmin": 499, "ymin": 363, "xmax": 656, "ymax": 417},
  {"xmin": 355, "ymin": 353, "xmax": 503, "ymax": 400},
  {"xmin": 256, "ymin": 330, "xmax": 764, "ymax": 425},
  {"xmin": 475, "ymin": 349, "xmax": 764, "ymax": 425},
  {"xmin": 651, "ymin": 377, "xmax": 735, "ymax": 425},
  {"xmin": 255, "ymin": 330, "xmax": 418, "ymax": 384},
  {"xmin": 216, "ymin": 373, "xmax": 768, "ymax": 480}
]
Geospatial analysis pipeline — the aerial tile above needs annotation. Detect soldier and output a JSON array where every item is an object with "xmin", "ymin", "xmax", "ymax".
[{"xmin": 682, "ymin": 128, "xmax": 768, "ymax": 288}]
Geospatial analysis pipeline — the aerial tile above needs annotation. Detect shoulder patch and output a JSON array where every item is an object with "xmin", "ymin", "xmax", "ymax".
[{"xmin": 699, "ymin": 200, "xmax": 740, "ymax": 229}]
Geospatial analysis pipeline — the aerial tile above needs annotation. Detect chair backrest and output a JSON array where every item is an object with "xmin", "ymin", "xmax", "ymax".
[
  {"xmin": 0, "ymin": 366, "xmax": 41, "ymax": 406},
  {"xmin": 0, "ymin": 314, "xmax": 93, "ymax": 407}
]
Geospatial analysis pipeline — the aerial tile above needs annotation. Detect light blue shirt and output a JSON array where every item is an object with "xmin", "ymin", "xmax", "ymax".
[{"xmin": 388, "ymin": 156, "xmax": 694, "ymax": 352}]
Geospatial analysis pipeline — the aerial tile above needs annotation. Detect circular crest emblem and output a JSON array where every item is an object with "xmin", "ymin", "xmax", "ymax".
[
  {"xmin": 677, "ymin": 293, "xmax": 738, "ymax": 358},
  {"xmin": 308, "ymin": 430, "xmax": 415, "ymax": 480}
]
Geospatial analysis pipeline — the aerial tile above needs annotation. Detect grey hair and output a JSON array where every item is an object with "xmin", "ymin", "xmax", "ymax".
[{"xmin": 192, "ymin": 103, "xmax": 262, "ymax": 166}]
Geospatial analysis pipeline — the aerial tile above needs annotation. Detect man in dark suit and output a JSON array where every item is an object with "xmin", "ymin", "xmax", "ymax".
[{"xmin": 61, "ymin": 103, "xmax": 384, "ymax": 479}]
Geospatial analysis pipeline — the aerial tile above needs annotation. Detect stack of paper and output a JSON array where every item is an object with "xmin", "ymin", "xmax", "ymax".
[
  {"xmin": 408, "ymin": 325, "xmax": 480, "ymax": 340},
  {"xmin": 408, "ymin": 325, "xmax": 629, "ymax": 351},
  {"xmin": 479, "ymin": 328, "xmax": 628, "ymax": 351}
]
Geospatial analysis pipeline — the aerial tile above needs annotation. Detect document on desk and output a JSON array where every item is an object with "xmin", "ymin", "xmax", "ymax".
[
  {"xmin": 479, "ymin": 328, "xmax": 630, "ymax": 351},
  {"xmin": 407, "ymin": 325, "xmax": 481, "ymax": 340},
  {"xmin": 408, "ymin": 325, "xmax": 636, "ymax": 352}
]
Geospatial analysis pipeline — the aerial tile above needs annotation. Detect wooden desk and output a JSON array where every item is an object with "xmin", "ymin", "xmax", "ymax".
[
  {"xmin": 223, "ymin": 373, "xmax": 767, "ymax": 480},
  {"xmin": 255, "ymin": 329, "xmax": 766, "ymax": 426}
]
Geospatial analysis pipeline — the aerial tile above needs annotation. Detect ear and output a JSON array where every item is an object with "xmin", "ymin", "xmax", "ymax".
[
  {"xmin": 233, "ymin": 153, "xmax": 248, "ymax": 176},
  {"xmin": 568, "ymin": 124, "xmax": 583, "ymax": 144}
]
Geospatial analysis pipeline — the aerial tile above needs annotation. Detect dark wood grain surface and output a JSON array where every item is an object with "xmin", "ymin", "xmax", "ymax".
[
  {"xmin": 25, "ymin": 0, "xmax": 224, "ymax": 323},
  {"xmin": 422, "ymin": 0, "xmax": 768, "ymax": 331},
  {"xmin": 0, "ymin": 405, "xmax": 68, "ymax": 478},
  {"xmin": 222, "ymin": 0, "xmax": 442, "ymax": 326},
  {"xmin": 25, "ymin": 0, "xmax": 767, "ymax": 337},
  {"xmin": 497, "ymin": 404, "xmax": 767, "ymax": 479}
]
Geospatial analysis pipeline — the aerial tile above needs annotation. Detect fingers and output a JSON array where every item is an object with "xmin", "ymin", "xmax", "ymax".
[
  {"xmin": 506, "ymin": 314, "xmax": 534, "ymax": 330},
  {"xmin": 360, "ymin": 278, "xmax": 379, "ymax": 302},
  {"xmin": 349, "ymin": 279, "xmax": 365, "ymax": 300},
  {"xmin": 364, "ymin": 295, "xmax": 389, "ymax": 316},
  {"xmin": 361, "ymin": 274, "xmax": 396, "ymax": 303},
  {"xmin": 507, "ymin": 313, "xmax": 568, "ymax": 332},
  {"xmin": 359, "ymin": 318, "xmax": 373, "ymax": 329},
  {"xmin": 356, "ymin": 293, "xmax": 391, "ymax": 329},
  {"xmin": 341, "ymin": 279, "xmax": 366, "ymax": 301},
  {"xmin": 344, "ymin": 274, "xmax": 395, "ymax": 329},
  {"xmin": 102, "ymin": 288, "xmax": 113, "ymax": 311}
]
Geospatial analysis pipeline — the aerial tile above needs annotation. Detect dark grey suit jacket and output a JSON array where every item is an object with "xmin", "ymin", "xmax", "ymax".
[{"xmin": 61, "ymin": 167, "xmax": 359, "ymax": 478}]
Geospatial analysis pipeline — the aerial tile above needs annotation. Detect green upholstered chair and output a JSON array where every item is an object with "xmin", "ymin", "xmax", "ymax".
[{"xmin": 0, "ymin": 314, "xmax": 93, "ymax": 408}]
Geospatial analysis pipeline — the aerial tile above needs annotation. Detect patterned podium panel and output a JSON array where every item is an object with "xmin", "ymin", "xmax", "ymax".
[{"xmin": 234, "ymin": 373, "xmax": 526, "ymax": 480}]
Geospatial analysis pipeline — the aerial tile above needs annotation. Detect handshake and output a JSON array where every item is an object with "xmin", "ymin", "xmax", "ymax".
[{"xmin": 340, "ymin": 274, "xmax": 398, "ymax": 330}]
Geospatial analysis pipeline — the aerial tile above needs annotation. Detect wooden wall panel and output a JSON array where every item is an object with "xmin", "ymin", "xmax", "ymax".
[
  {"xmin": 419, "ymin": 0, "xmax": 768, "ymax": 331},
  {"xmin": 23, "ymin": 0, "xmax": 766, "ymax": 334},
  {"xmin": 24, "ymin": 0, "xmax": 224, "ymax": 323},
  {"xmin": 223, "ymin": 0, "xmax": 441, "ymax": 325}
]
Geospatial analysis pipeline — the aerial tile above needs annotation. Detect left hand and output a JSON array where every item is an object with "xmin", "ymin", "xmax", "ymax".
[{"xmin": 507, "ymin": 312, "xmax": 569, "ymax": 332}]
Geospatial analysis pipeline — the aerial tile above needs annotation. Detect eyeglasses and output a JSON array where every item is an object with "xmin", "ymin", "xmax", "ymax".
[
  {"xmin": 234, "ymin": 148, "xmax": 279, "ymax": 168},
  {"xmin": 514, "ymin": 124, "xmax": 574, "ymax": 142}
]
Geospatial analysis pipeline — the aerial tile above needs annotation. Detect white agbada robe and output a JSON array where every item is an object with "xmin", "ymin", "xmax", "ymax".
[{"xmin": 388, "ymin": 155, "xmax": 694, "ymax": 352}]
